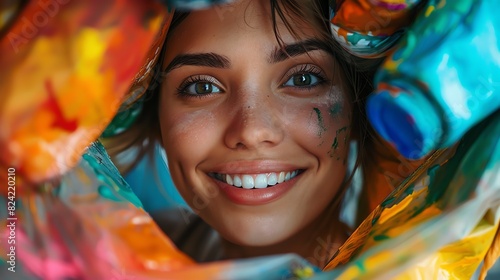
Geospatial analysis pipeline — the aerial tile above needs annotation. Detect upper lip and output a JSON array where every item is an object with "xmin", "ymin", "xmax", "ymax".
[{"xmin": 208, "ymin": 160, "xmax": 305, "ymax": 174}]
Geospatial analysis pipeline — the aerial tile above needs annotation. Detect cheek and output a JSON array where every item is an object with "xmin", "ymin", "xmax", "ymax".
[
  {"xmin": 158, "ymin": 104, "xmax": 222, "ymax": 205},
  {"xmin": 285, "ymin": 98, "xmax": 352, "ymax": 160},
  {"xmin": 160, "ymin": 111, "xmax": 191, "ymax": 152},
  {"xmin": 158, "ymin": 100, "xmax": 218, "ymax": 167},
  {"xmin": 325, "ymin": 102, "xmax": 352, "ymax": 161}
]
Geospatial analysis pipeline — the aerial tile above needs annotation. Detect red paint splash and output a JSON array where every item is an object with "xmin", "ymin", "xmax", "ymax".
[{"xmin": 42, "ymin": 80, "xmax": 78, "ymax": 132}]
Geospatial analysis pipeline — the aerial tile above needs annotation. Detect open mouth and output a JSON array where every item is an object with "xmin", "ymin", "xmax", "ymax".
[{"xmin": 209, "ymin": 170, "xmax": 304, "ymax": 189}]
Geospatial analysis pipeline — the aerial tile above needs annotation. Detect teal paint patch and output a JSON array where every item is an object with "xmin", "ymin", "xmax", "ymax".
[
  {"xmin": 373, "ymin": 234, "xmax": 390, "ymax": 241},
  {"xmin": 83, "ymin": 143, "xmax": 143, "ymax": 208},
  {"xmin": 355, "ymin": 259, "xmax": 367, "ymax": 273},
  {"xmin": 381, "ymin": 196, "xmax": 396, "ymax": 208},
  {"xmin": 329, "ymin": 103, "xmax": 343, "ymax": 117}
]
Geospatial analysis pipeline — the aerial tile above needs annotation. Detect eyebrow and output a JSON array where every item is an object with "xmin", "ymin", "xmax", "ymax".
[
  {"xmin": 164, "ymin": 52, "xmax": 231, "ymax": 74},
  {"xmin": 163, "ymin": 39, "xmax": 333, "ymax": 74},
  {"xmin": 269, "ymin": 38, "xmax": 333, "ymax": 63}
]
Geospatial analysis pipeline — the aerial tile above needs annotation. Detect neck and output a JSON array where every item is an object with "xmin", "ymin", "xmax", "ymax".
[{"xmin": 220, "ymin": 209, "xmax": 348, "ymax": 268}]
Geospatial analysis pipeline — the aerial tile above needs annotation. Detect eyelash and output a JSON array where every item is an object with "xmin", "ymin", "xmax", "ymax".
[
  {"xmin": 281, "ymin": 64, "xmax": 328, "ymax": 89},
  {"xmin": 175, "ymin": 64, "xmax": 328, "ymax": 98},
  {"xmin": 176, "ymin": 75, "xmax": 223, "ymax": 98}
]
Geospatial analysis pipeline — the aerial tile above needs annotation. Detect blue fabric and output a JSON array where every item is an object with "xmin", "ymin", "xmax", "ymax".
[{"xmin": 124, "ymin": 145, "xmax": 189, "ymax": 213}]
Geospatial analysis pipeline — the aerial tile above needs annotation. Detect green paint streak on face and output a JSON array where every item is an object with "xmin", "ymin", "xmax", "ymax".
[
  {"xmin": 333, "ymin": 126, "xmax": 348, "ymax": 149},
  {"xmin": 332, "ymin": 136, "xmax": 338, "ymax": 149},
  {"xmin": 329, "ymin": 126, "xmax": 349, "ymax": 158},
  {"xmin": 329, "ymin": 103, "xmax": 343, "ymax": 117},
  {"xmin": 313, "ymin": 108, "xmax": 327, "ymax": 137}
]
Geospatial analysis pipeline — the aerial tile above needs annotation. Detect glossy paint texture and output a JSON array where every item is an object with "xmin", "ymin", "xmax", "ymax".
[
  {"xmin": 329, "ymin": 0, "xmax": 422, "ymax": 58},
  {"xmin": 325, "ymin": 110, "xmax": 500, "ymax": 279},
  {"xmin": 366, "ymin": 0, "xmax": 500, "ymax": 159},
  {"xmin": 1, "ymin": 0, "xmax": 500, "ymax": 279},
  {"xmin": 0, "ymin": 0, "xmax": 170, "ymax": 188}
]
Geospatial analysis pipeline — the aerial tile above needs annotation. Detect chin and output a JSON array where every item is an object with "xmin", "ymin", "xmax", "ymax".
[{"xmin": 214, "ymin": 216, "xmax": 301, "ymax": 247}]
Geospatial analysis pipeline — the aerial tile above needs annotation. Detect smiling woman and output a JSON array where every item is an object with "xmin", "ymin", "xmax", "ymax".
[
  {"xmin": 158, "ymin": 0, "xmax": 353, "ymax": 260},
  {"xmin": 106, "ymin": 0, "xmax": 399, "ymax": 268}
]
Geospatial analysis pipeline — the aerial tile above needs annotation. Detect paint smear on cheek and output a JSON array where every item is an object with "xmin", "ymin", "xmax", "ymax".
[
  {"xmin": 329, "ymin": 125, "xmax": 350, "ymax": 160},
  {"xmin": 320, "ymin": 85, "xmax": 351, "ymax": 161},
  {"xmin": 313, "ymin": 107, "xmax": 327, "ymax": 137}
]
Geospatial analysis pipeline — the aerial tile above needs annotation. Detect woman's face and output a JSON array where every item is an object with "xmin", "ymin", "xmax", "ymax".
[{"xmin": 159, "ymin": 0, "xmax": 352, "ymax": 246}]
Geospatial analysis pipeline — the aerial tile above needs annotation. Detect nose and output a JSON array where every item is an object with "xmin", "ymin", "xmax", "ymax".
[{"xmin": 223, "ymin": 95, "xmax": 284, "ymax": 150}]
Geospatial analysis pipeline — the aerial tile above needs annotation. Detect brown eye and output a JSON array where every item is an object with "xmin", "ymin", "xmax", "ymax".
[
  {"xmin": 282, "ymin": 66, "xmax": 324, "ymax": 88},
  {"xmin": 178, "ymin": 76, "xmax": 224, "ymax": 96},
  {"xmin": 284, "ymin": 73, "xmax": 319, "ymax": 87},
  {"xmin": 195, "ymin": 82, "xmax": 215, "ymax": 94},
  {"xmin": 292, "ymin": 74, "xmax": 312, "ymax": 86}
]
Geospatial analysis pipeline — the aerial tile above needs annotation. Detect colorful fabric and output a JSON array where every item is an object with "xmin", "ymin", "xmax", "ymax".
[
  {"xmin": 329, "ymin": 0, "xmax": 423, "ymax": 58},
  {"xmin": 0, "ymin": 0, "xmax": 171, "ymax": 188},
  {"xmin": 325, "ymin": 110, "xmax": 500, "ymax": 279},
  {"xmin": 1, "ymin": 0, "xmax": 499, "ymax": 279},
  {"xmin": 366, "ymin": 0, "xmax": 500, "ymax": 159}
]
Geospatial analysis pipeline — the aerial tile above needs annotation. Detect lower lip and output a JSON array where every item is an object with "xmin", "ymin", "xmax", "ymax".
[{"xmin": 212, "ymin": 173, "xmax": 301, "ymax": 206}]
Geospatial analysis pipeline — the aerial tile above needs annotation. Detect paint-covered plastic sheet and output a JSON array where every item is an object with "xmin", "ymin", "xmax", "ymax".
[
  {"xmin": 1, "ymin": 0, "xmax": 499, "ymax": 279},
  {"xmin": 0, "ymin": 0, "xmax": 170, "ymax": 188},
  {"xmin": 325, "ymin": 110, "xmax": 500, "ymax": 279}
]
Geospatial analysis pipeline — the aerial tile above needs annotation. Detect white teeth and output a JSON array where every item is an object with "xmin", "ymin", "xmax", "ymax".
[
  {"xmin": 226, "ymin": 174, "xmax": 233, "ymax": 185},
  {"xmin": 278, "ymin": 172, "xmax": 285, "ymax": 183},
  {"xmin": 233, "ymin": 175, "xmax": 242, "ymax": 187},
  {"xmin": 254, "ymin": 174, "xmax": 268, "ymax": 189},
  {"xmin": 217, "ymin": 170, "xmax": 301, "ymax": 189},
  {"xmin": 267, "ymin": 173, "xmax": 278, "ymax": 186},
  {"xmin": 242, "ymin": 175, "xmax": 254, "ymax": 189}
]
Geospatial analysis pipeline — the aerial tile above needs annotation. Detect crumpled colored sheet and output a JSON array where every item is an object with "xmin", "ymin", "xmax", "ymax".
[
  {"xmin": 0, "ymin": 0, "xmax": 170, "ymax": 188},
  {"xmin": 329, "ymin": 0, "xmax": 423, "ymax": 58},
  {"xmin": 324, "ymin": 110, "xmax": 500, "ymax": 279},
  {"xmin": 366, "ymin": 0, "xmax": 500, "ymax": 159}
]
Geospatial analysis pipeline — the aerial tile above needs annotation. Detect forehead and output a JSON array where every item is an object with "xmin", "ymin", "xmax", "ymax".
[{"xmin": 164, "ymin": 0, "xmax": 321, "ymax": 52}]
